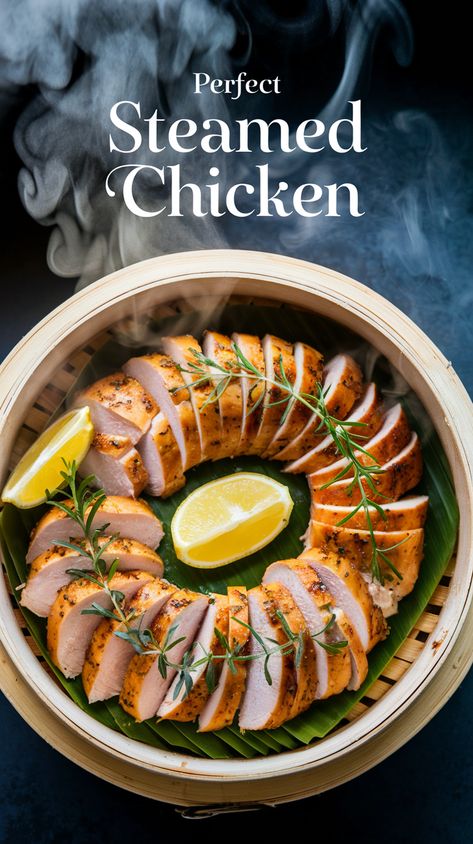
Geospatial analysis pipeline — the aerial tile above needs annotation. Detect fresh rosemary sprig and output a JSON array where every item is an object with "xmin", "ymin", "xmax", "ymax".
[
  {"xmin": 47, "ymin": 461, "xmax": 347, "ymax": 701},
  {"xmin": 175, "ymin": 343, "xmax": 404, "ymax": 585}
]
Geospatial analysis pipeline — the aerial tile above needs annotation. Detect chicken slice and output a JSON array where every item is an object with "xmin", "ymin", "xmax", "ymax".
[
  {"xmin": 276, "ymin": 354, "xmax": 363, "ymax": 462},
  {"xmin": 237, "ymin": 585, "xmax": 298, "ymax": 730},
  {"xmin": 249, "ymin": 335, "xmax": 296, "ymax": 455},
  {"xmin": 262, "ymin": 581, "xmax": 318, "ymax": 718},
  {"xmin": 158, "ymin": 593, "xmax": 228, "ymax": 721},
  {"xmin": 202, "ymin": 331, "xmax": 243, "ymax": 458},
  {"xmin": 309, "ymin": 403, "xmax": 412, "ymax": 488},
  {"xmin": 263, "ymin": 341, "xmax": 324, "ymax": 458},
  {"xmin": 82, "ymin": 579, "xmax": 177, "ymax": 703},
  {"xmin": 73, "ymin": 372, "xmax": 157, "ymax": 444},
  {"xmin": 161, "ymin": 335, "xmax": 223, "ymax": 461},
  {"xmin": 298, "ymin": 549, "xmax": 387, "ymax": 650},
  {"xmin": 47, "ymin": 571, "xmax": 154, "ymax": 678},
  {"xmin": 27, "ymin": 496, "xmax": 163, "ymax": 563},
  {"xmin": 231, "ymin": 334, "xmax": 266, "ymax": 456},
  {"xmin": 119, "ymin": 588, "xmax": 209, "ymax": 721},
  {"xmin": 137, "ymin": 411, "xmax": 185, "ymax": 497},
  {"xmin": 310, "ymin": 432, "xmax": 422, "ymax": 505},
  {"xmin": 21, "ymin": 539, "xmax": 163, "ymax": 618},
  {"xmin": 284, "ymin": 382, "xmax": 383, "ymax": 474},
  {"xmin": 310, "ymin": 495, "xmax": 429, "ymax": 532},
  {"xmin": 78, "ymin": 436, "xmax": 148, "ymax": 498},
  {"xmin": 199, "ymin": 586, "xmax": 250, "ymax": 732},
  {"xmin": 307, "ymin": 522, "xmax": 424, "ymax": 600},
  {"xmin": 124, "ymin": 353, "xmax": 201, "ymax": 470},
  {"xmin": 262, "ymin": 559, "xmax": 351, "ymax": 700}
]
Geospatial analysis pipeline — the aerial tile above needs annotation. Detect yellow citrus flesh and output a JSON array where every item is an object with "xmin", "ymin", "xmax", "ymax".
[
  {"xmin": 171, "ymin": 472, "xmax": 294, "ymax": 568},
  {"xmin": 1, "ymin": 406, "xmax": 94, "ymax": 508}
]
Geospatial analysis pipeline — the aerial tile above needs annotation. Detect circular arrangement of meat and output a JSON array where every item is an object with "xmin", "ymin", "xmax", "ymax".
[{"xmin": 20, "ymin": 332, "xmax": 428, "ymax": 731}]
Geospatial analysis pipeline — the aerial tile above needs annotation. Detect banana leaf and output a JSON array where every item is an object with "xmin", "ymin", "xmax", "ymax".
[{"xmin": 0, "ymin": 304, "xmax": 459, "ymax": 758}]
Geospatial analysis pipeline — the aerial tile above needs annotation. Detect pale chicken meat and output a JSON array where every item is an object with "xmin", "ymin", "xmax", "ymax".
[
  {"xmin": 231, "ymin": 334, "xmax": 266, "ymax": 456},
  {"xmin": 199, "ymin": 586, "xmax": 250, "ymax": 732},
  {"xmin": 120, "ymin": 588, "xmax": 209, "ymax": 722},
  {"xmin": 78, "ymin": 436, "xmax": 148, "ymax": 498},
  {"xmin": 284, "ymin": 382, "xmax": 383, "ymax": 474},
  {"xmin": 261, "ymin": 581, "xmax": 318, "ymax": 718},
  {"xmin": 263, "ymin": 341, "xmax": 324, "ymax": 458},
  {"xmin": 26, "ymin": 495, "xmax": 163, "ymax": 563},
  {"xmin": 307, "ymin": 523, "xmax": 424, "ymax": 599},
  {"xmin": 333, "ymin": 611, "xmax": 368, "ymax": 691},
  {"xmin": 298, "ymin": 549, "xmax": 387, "ymax": 650},
  {"xmin": 82, "ymin": 579, "xmax": 177, "ymax": 703},
  {"xmin": 73, "ymin": 372, "xmax": 157, "ymax": 444},
  {"xmin": 250, "ymin": 335, "xmax": 296, "ymax": 455},
  {"xmin": 137, "ymin": 411, "xmax": 185, "ymax": 497},
  {"xmin": 276, "ymin": 354, "xmax": 364, "ymax": 462},
  {"xmin": 47, "ymin": 571, "xmax": 154, "ymax": 678},
  {"xmin": 161, "ymin": 335, "xmax": 223, "ymax": 461},
  {"xmin": 202, "ymin": 331, "xmax": 243, "ymax": 458},
  {"xmin": 310, "ymin": 495, "xmax": 429, "ymax": 532},
  {"xmin": 124, "ymin": 353, "xmax": 202, "ymax": 470},
  {"xmin": 238, "ymin": 585, "xmax": 299, "ymax": 730},
  {"xmin": 158, "ymin": 593, "xmax": 229, "ymax": 721},
  {"xmin": 21, "ymin": 538, "xmax": 163, "ymax": 618},
  {"xmin": 309, "ymin": 403, "xmax": 412, "ymax": 488},
  {"xmin": 311, "ymin": 432, "xmax": 423, "ymax": 505},
  {"xmin": 262, "ymin": 559, "xmax": 351, "ymax": 700}
]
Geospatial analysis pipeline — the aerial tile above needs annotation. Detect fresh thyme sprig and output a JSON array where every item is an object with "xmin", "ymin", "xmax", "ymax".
[
  {"xmin": 46, "ymin": 461, "xmax": 347, "ymax": 700},
  {"xmin": 174, "ymin": 343, "xmax": 403, "ymax": 585}
]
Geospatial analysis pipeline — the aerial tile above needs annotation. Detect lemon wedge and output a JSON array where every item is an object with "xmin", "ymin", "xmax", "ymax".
[
  {"xmin": 1, "ymin": 406, "xmax": 94, "ymax": 508},
  {"xmin": 171, "ymin": 472, "xmax": 293, "ymax": 568}
]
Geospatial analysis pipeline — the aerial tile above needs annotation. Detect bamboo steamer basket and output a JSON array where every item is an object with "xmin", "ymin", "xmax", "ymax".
[{"xmin": 0, "ymin": 249, "xmax": 472, "ymax": 810}]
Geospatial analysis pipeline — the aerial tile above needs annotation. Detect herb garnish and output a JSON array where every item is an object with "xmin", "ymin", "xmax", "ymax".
[
  {"xmin": 174, "ymin": 343, "xmax": 405, "ymax": 584},
  {"xmin": 47, "ymin": 461, "xmax": 347, "ymax": 701}
]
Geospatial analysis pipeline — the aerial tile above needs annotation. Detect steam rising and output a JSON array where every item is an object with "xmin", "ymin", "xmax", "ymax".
[
  {"xmin": 0, "ymin": 0, "xmax": 472, "ymax": 379},
  {"xmin": 1, "ymin": 0, "xmax": 236, "ymax": 287}
]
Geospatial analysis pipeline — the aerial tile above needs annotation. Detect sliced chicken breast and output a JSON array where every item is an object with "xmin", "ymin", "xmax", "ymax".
[
  {"xmin": 202, "ymin": 331, "xmax": 243, "ymax": 458},
  {"xmin": 27, "ymin": 496, "xmax": 163, "ymax": 564},
  {"xmin": 262, "ymin": 559, "xmax": 351, "ymax": 700},
  {"xmin": 284, "ymin": 383, "xmax": 383, "ymax": 474},
  {"xmin": 333, "ymin": 611, "xmax": 368, "ymax": 691},
  {"xmin": 250, "ymin": 335, "xmax": 296, "ymax": 455},
  {"xmin": 21, "ymin": 538, "xmax": 163, "ymax": 618},
  {"xmin": 263, "ymin": 341, "xmax": 324, "ymax": 458},
  {"xmin": 82, "ymin": 579, "xmax": 177, "ymax": 703},
  {"xmin": 199, "ymin": 586, "xmax": 250, "ymax": 732},
  {"xmin": 158, "ymin": 593, "xmax": 229, "ymax": 721},
  {"xmin": 310, "ymin": 495, "xmax": 429, "ymax": 532},
  {"xmin": 276, "ymin": 354, "xmax": 364, "ymax": 462},
  {"xmin": 124, "ymin": 353, "xmax": 201, "ymax": 470},
  {"xmin": 311, "ymin": 432, "xmax": 422, "ymax": 505},
  {"xmin": 120, "ymin": 588, "xmax": 209, "ymax": 722},
  {"xmin": 161, "ymin": 335, "xmax": 223, "ymax": 461},
  {"xmin": 309, "ymin": 403, "xmax": 412, "ymax": 488},
  {"xmin": 298, "ymin": 549, "xmax": 387, "ymax": 651},
  {"xmin": 262, "ymin": 581, "xmax": 318, "ymax": 718},
  {"xmin": 308, "ymin": 522, "xmax": 424, "ymax": 599},
  {"xmin": 238, "ymin": 585, "xmax": 298, "ymax": 730},
  {"xmin": 74, "ymin": 372, "xmax": 157, "ymax": 444},
  {"xmin": 47, "ymin": 571, "xmax": 154, "ymax": 678},
  {"xmin": 79, "ymin": 437, "xmax": 148, "ymax": 498},
  {"xmin": 137, "ymin": 411, "xmax": 185, "ymax": 497},
  {"xmin": 88, "ymin": 433, "xmax": 131, "ymax": 458},
  {"xmin": 231, "ymin": 334, "xmax": 266, "ymax": 456}
]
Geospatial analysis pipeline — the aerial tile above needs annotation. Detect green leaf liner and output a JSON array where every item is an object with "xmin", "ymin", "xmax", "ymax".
[{"xmin": 0, "ymin": 304, "xmax": 459, "ymax": 759}]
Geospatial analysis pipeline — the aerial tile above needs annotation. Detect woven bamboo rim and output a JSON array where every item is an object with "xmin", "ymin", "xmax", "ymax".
[{"xmin": 0, "ymin": 250, "xmax": 472, "ymax": 805}]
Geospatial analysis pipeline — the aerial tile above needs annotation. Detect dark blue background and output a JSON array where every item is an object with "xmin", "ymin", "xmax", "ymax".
[{"xmin": 1, "ymin": 1, "xmax": 472, "ymax": 840}]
